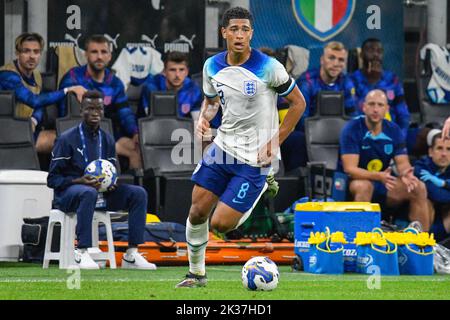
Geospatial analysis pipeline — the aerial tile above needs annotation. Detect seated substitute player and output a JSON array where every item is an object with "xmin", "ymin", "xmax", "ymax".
[
  {"xmin": 281, "ymin": 41, "xmax": 357, "ymax": 172},
  {"xmin": 176, "ymin": 7, "xmax": 306, "ymax": 288},
  {"xmin": 47, "ymin": 90, "xmax": 156, "ymax": 270},
  {"xmin": 414, "ymin": 130, "xmax": 450, "ymax": 241},
  {"xmin": 350, "ymin": 38, "xmax": 411, "ymax": 139},
  {"xmin": 59, "ymin": 34, "xmax": 142, "ymax": 170},
  {"xmin": 138, "ymin": 51, "xmax": 222, "ymax": 128},
  {"xmin": 0, "ymin": 32, "xmax": 86, "ymax": 153},
  {"xmin": 339, "ymin": 89, "xmax": 431, "ymax": 231}
]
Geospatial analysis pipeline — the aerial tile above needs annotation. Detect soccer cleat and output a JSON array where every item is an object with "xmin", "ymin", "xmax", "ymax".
[
  {"xmin": 434, "ymin": 244, "xmax": 450, "ymax": 274},
  {"xmin": 266, "ymin": 174, "xmax": 279, "ymax": 198},
  {"xmin": 175, "ymin": 272, "xmax": 207, "ymax": 288},
  {"xmin": 407, "ymin": 220, "xmax": 423, "ymax": 233},
  {"xmin": 121, "ymin": 251, "xmax": 157, "ymax": 270},
  {"xmin": 74, "ymin": 249, "xmax": 100, "ymax": 270}
]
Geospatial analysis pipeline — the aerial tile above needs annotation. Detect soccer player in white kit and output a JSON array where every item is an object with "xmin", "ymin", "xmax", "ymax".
[{"xmin": 176, "ymin": 7, "xmax": 306, "ymax": 288}]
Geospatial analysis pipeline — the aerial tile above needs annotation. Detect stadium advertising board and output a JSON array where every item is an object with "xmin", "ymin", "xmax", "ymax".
[
  {"xmin": 47, "ymin": 0, "xmax": 205, "ymax": 73},
  {"xmin": 250, "ymin": 0, "xmax": 404, "ymax": 77}
]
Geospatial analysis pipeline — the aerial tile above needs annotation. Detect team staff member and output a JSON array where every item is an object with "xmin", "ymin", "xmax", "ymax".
[
  {"xmin": 59, "ymin": 34, "xmax": 142, "ymax": 170},
  {"xmin": 47, "ymin": 90, "xmax": 156, "ymax": 270},
  {"xmin": 351, "ymin": 38, "xmax": 411, "ymax": 139},
  {"xmin": 339, "ymin": 89, "xmax": 431, "ymax": 231},
  {"xmin": 0, "ymin": 32, "xmax": 85, "ymax": 153},
  {"xmin": 415, "ymin": 130, "xmax": 450, "ymax": 240},
  {"xmin": 281, "ymin": 41, "xmax": 356, "ymax": 171},
  {"xmin": 139, "ymin": 51, "xmax": 222, "ymax": 128}
]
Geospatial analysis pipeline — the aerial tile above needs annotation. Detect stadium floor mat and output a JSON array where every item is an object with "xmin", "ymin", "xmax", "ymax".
[{"xmin": 99, "ymin": 238, "xmax": 296, "ymax": 266}]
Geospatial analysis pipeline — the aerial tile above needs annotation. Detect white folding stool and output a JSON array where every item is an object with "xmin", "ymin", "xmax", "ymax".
[{"xmin": 42, "ymin": 209, "xmax": 116, "ymax": 269}]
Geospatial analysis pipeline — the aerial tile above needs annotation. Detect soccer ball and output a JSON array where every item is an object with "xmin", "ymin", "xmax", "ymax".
[
  {"xmin": 241, "ymin": 256, "xmax": 279, "ymax": 291},
  {"xmin": 84, "ymin": 159, "xmax": 118, "ymax": 193}
]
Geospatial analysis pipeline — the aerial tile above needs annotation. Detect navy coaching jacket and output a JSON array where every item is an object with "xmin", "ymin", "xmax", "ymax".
[{"xmin": 47, "ymin": 122, "xmax": 117, "ymax": 205}]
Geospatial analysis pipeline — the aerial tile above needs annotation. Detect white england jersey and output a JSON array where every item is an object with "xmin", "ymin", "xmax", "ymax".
[
  {"xmin": 113, "ymin": 46, "xmax": 164, "ymax": 90},
  {"xmin": 203, "ymin": 49, "xmax": 295, "ymax": 167}
]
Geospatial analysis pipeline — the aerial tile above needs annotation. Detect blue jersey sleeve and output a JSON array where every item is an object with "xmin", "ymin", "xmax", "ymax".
[
  {"xmin": 340, "ymin": 122, "xmax": 360, "ymax": 154},
  {"xmin": 343, "ymin": 76, "xmax": 358, "ymax": 116},
  {"xmin": 392, "ymin": 124, "xmax": 408, "ymax": 156},
  {"xmin": 295, "ymin": 75, "xmax": 312, "ymax": 131},
  {"xmin": 138, "ymin": 77, "xmax": 158, "ymax": 118},
  {"xmin": 58, "ymin": 70, "xmax": 78, "ymax": 117},
  {"xmin": 105, "ymin": 133, "xmax": 118, "ymax": 169},
  {"xmin": 414, "ymin": 157, "xmax": 450, "ymax": 202},
  {"xmin": 31, "ymin": 108, "xmax": 44, "ymax": 124},
  {"xmin": 426, "ymin": 183, "xmax": 450, "ymax": 203},
  {"xmin": 391, "ymin": 76, "xmax": 410, "ymax": 136},
  {"xmin": 0, "ymin": 71, "xmax": 65, "ymax": 122},
  {"xmin": 190, "ymin": 85, "xmax": 203, "ymax": 112},
  {"xmin": 113, "ymin": 78, "xmax": 138, "ymax": 136},
  {"xmin": 47, "ymin": 136, "xmax": 76, "ymax": 191}
]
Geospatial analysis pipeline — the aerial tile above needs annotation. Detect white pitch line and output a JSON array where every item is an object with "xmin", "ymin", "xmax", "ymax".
[{"xmin": 0, "ymin": 276, "xmax": 448, "ymax": 284}]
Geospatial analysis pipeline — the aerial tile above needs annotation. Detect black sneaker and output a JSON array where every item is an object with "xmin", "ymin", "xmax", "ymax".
[{"xmin": 175, "ymin": 272, "xmax": 207, "ymax": 288}]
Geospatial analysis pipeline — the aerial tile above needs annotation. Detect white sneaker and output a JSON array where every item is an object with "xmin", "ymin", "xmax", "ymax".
[
  {"xmin": 87, "ymin": 247, "xmax": 107, "ymax": 269},
  {"xmin": 74, "ymin": 249, "xmax": 100, "ymax": 270},
  {"xmin": 121, "ymin": 251, "xmax": 157, "ymax": 270}
]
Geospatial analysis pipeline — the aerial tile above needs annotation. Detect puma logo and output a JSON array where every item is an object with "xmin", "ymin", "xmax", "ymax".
[
  {"xmin": 178, "ymin": 34, "xmax": 196, "ymax": 49},
  {"xmin": 77, "ymin": 148, "xmax": 84, "ymax": 156},
  {"xmin": 104, "ymin": 33, "xmax": 120, "ymax": 51},
  {"xmin": 64, "ymin": 33, "xmax": 82, "ymax": 47},
  {"xmin": 141, "ymin": 34, "xmax": 158, "ymax": 48}
]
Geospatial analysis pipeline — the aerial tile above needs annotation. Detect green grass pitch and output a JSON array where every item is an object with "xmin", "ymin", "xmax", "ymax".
[
  {"xmin": 0, "ymin": 262, "xmax": 449, "ymax": 300},
  {"xmin": 0, "ymin": 262, "xmax": 450, "ymax": 300}
]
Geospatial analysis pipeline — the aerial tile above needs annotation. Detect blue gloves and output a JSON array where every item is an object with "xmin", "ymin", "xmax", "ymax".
[{"xmin": 420, "ymin": 169, "xmax": 445, "ymax": 188}]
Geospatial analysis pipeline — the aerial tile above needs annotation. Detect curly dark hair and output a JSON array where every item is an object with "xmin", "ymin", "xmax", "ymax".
[{"xmin": 222, "ymin": 6, "xmax": 253, "ymax": 28}]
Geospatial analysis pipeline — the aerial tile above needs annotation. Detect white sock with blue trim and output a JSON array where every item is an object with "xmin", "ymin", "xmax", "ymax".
[{"xmin": 186, "ymin": 218, "xmax": 209, "ymax": 276}]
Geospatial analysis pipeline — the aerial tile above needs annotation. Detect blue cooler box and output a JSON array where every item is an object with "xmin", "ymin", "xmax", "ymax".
[{"xmin": 294, "ymin": 202, "xmax": 381, "ymax": 272}]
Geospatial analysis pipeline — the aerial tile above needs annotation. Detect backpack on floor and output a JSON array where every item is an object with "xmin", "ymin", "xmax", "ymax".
[{"xmin": 21, "ymin": 217, "xmax": 60, "ymax": 263}]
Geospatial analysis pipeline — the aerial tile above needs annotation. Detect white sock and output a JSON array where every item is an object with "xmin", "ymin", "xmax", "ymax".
[{"xmin": 186, "ymin": 218, "xmax": 209, "ymax": 276}]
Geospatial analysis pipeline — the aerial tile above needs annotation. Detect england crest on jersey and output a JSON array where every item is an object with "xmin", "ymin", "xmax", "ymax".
[
  {"xmin": 244, "ymin": 80, "xmax": 257, "ymax": 96},
  {"xmin": 384, "ymin": 144, "xmax": 393, "ymax": 155},
  {"xmin": 292, "ymin": 0, "xmax": 355, "ymax": 41}
]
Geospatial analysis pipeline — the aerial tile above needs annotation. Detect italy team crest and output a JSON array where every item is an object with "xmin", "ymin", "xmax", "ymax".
[
  {"xmin": 244, "ymin": 80, "xmax": 257, "ymax": 96},
  {"xmin": 292, "ymin": 0, "xmax": 355, "ymax": 41}
]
